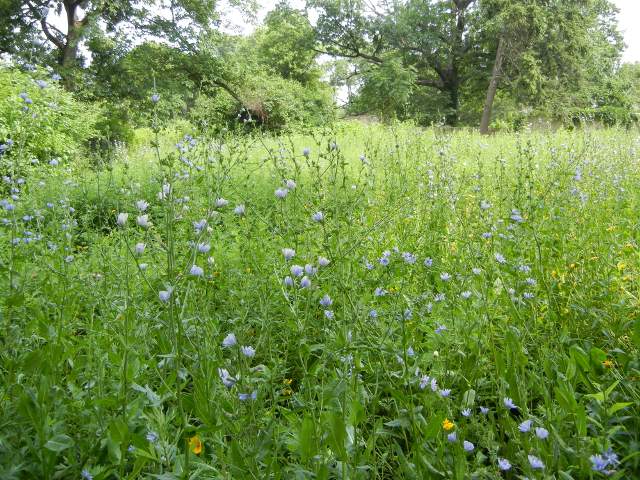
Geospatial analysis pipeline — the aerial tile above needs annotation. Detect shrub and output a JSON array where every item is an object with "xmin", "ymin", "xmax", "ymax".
[{"xmin": 0, "ymin": 66, "xmax": 99, "ymax": 172}]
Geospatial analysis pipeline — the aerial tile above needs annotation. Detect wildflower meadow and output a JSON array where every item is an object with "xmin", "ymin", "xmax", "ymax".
[{"xmin": 1, "ymin": 75, "xmax": 639, "ymax": 479}]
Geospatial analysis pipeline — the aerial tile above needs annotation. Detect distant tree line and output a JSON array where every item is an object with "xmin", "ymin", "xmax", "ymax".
[{"xmin": 1, "ymin": 0, "xmax": 639, "ymax": 136}]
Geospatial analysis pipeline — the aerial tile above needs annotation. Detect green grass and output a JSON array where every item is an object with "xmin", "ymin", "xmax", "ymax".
[{"xmin": 1, "ymin": 121, "xmax": 639, "ymax": 479}]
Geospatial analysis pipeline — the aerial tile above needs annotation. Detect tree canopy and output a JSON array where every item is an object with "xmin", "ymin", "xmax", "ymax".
[{"xmin": 0, "ymin": 0, "xmax": 637, "ymax": 135}]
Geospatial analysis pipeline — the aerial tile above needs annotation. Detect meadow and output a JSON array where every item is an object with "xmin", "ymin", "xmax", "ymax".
[{"xmin": 1, "ymin": 114, "xmax": 639, "ymax": 479}]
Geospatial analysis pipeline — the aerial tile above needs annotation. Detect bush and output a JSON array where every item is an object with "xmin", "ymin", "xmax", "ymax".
[
  {"xmin": 566, "ymin": 106, "xmax": 638, "ymax": 128},
  {"xmin": 0, "ymin": 66, "xmax": 99, "ymax": 172},
  {"xmin": 239, "ymin": 73, "xmax": 335, "ymax": 131}
]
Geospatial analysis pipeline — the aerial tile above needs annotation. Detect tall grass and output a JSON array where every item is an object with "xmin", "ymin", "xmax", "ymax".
[{"xmin": 0, "ymin": 118, "xmax": 639, "ymax": 479}]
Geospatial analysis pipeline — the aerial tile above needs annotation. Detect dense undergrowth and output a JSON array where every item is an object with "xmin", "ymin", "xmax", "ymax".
[{"xmin": 0, "ymin": 91, "xmax": 639, "ymax": 479}]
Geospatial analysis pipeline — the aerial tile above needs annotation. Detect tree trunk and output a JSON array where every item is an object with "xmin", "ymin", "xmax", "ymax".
[
  {"xmin": 480, "ymin": 36, "xmax": 505, "ymax": 134},
  {"xmin": 60, "ymin": 1, "xmax": 85, "ymax": 89},
  {"xmin": 446, "ymin": 82, "xmax": 459, "ymax": 126}
]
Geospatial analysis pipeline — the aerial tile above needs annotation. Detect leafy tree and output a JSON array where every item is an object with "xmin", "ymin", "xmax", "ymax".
[
  {"xmin": 0, "ymin": 0, "xmax": 254, "ymax": 87},
  {"xmin": 479, "ymin": 0, "xmax": 624, "ymax": 132},
  {"xmin": 252, "ymin": 2, "xmax": 320, "ymax": 84},
  {"xmin": 310, "ymin": 0, "xmax": 626, "ymax": 128},
  {"xmin": 310, "ymin": 0, "xmax": 481, "ymax": 125}
]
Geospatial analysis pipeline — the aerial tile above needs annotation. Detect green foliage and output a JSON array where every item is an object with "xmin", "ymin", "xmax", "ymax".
[
  {"xmin": 350, "ymin": 57, "xmax": 416, "ymax": 121},
  {"xmin": 1, "ymin": 122, "xmax": 639, "ymax": 478},
  {"xmin": 0, "ymin": 66, "xmax": 98, "ymax": 169},
  {"xmin": 253, "ymin": 3, "xmax": 320, "ymax": 84},
  {"xmin": 239, "ymin": 72, "xmax": 335, "ymax": 130}
]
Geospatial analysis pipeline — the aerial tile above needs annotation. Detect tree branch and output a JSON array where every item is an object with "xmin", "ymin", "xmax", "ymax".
[
  {"xmin": 416, "ymin": 77, "xmax": 444, "ymax": 88},
  {"xmin": 40, "ymin": 20, "xmax": 65, "ymax": 51}
]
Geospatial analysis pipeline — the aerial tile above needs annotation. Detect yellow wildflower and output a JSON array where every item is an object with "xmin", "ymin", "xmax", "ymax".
[
  {"xmin": 188, "ymin": 435, "xmax": 203, "ymax": 455},
  {"xmin": 442, "ymin": 418, "xmax": 454, "ymax": 431}
]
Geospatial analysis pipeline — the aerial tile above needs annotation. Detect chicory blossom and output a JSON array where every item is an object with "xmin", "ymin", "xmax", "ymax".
[
  {"xmin": 218, "ymin": 368, "xmax": 236, "ymax": 388},
  {"xmin": 240, "ymin": 345, "xmax": 255, "ymax": 357},
  {"xmin": 136, "ymin": 215, "xmax": 150, "ymax": 228},
  {"xmin": 222, "ymin": 333, "xmax": 237, "ymax": 347},
  {"xmin": 528, "ymin": 455, "xmax": 544, "ymax": 470},
  {"xmin": 190, "ymin": 265, "xmax": 204, "ymax": 277},
  {"xmin": 197, "ymin": 243, "xmax": 210, "ymax": 253},
  {"xmin": 320, "ymin": 294, "xmax": 332, "ymax": 307},
  {"xmin": 116, "ymin": 213, "xmax": 128, "ymax": 227},
  {"xmin": 535, "ymin": 427, "xmax": 549, "ymax": 439},
  {"xmin": 282, "ymin": 248, "xmax": 295, "ymax": 260},
  {"xmin": 238, "ymin": 391, "xmax": 257, "ymax": 401}
]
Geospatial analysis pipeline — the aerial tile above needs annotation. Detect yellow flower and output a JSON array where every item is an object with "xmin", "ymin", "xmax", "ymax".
[
  {"xmin": 283, "ymin": 378, "xmax": 293, "ymax": 385},
  {"xmin": 188, "ymin": 435, "xmax": 203, "ymax": 455},
  {"xmin": 442, "ymin": 418, "xmax": 454, "ymax": 431},
  {"xmin": 603, "ymin": 359, "xmax": 614, "ymax": 369},
  {"xmin": 617, "ymin": 262, "xmax": 626, "ymax": 272}
]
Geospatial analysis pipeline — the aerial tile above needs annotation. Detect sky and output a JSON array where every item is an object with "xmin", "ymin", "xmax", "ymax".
[{"xmin": 613, "ymin": 0, "xmax": 640, "ymax": 63}]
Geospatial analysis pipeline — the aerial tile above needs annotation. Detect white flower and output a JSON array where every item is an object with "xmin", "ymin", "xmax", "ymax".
[
  {"xmin": 116, "ymin": 212, "xmax": 128, "ymax": 227},
  {"xmin": 136, "ymin": 215, "xmax": 150, "ymax": 228},
  {"xmin": 135, "ymin": 200, "xmax": 149, "ymax": 211}
]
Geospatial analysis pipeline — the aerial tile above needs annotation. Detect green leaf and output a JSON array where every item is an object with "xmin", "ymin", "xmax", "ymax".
[
  {"xmin": 589, "ymin": 347, "xmax": 607, "ymax": 366},
  {"xmin": 327, "ymin": 412, "xmax": 347, "ymax": 461},
  {"xmin": 607, "ymin": 402, "xmax": 633, "ymax": 416},
  {"xmin": 349, "ymin": 399, "xmax": 365, "ymax": 426},
  {"xmin": 575, "ymin": 405, "xmax": 587, "ymax": 437},
  {"xmin": 462, "ymin": 389, "xmax": 476, "ymax": 408},
  {"xmin": 424, "ymin": 415, "xmax": 442, "ymax": 440},
  {"xmin": 44, "ymin": 434, "xmax": 74, "ymax": 452},
  {"xmin": 604, "ymin": 380, "xmax": 620, "ymax": 398},
  {"xmin": 298, "ymin": 415, "xmax": 315, "ymax": 462}
]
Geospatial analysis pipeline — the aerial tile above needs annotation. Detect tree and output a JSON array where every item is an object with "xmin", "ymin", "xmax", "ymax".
[
  {"xmin": 478, "ymin": 0, "xmax": 624, "ymax": 132},
  {"xmin": 309, "ymin": 0, "xmax": 481, "ymax": 125},
  {"xmin": 0, "ymin": 0, "xmax": 250, "ymax": 88}
]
